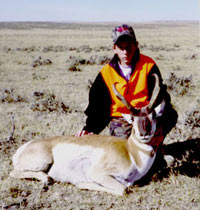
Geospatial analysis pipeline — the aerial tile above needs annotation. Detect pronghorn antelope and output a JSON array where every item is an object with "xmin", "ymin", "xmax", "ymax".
[{"xmin": 10, "ymin": 74, "xmax": 165, "ymax": 196}]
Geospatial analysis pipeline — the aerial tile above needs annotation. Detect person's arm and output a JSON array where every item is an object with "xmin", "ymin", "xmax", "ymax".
[{"xmin": 81, "ymin": 73, "xmax": 112, "ymax": 134}]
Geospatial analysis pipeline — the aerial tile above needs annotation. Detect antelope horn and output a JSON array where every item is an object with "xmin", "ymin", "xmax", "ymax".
[
  {"xmin": 146, "ymin": 73, "xmax": 160, "ymax": 111},
  {"xmin": 112, "ymin": 83, "xmax": 140, "ymax": 115},
  {"xmin": 112, "ymin": 73, "xmax": 160, "ymax": 115}
]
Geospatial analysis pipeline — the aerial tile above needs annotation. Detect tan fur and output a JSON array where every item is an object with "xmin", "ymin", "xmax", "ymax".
[{"xmin": 10, "ymin": 133, "xmax": 158, "ymax": 196}]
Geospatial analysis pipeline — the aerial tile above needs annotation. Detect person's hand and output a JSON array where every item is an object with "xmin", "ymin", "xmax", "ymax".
[{"xmin": 75, "ymin": 130, "xmax": 94, "ymax": 137}]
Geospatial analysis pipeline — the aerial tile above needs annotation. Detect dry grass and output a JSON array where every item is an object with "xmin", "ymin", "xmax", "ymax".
[{"xmin": 0, "ymin": 22, "xmax": 199, "ymax": 209}]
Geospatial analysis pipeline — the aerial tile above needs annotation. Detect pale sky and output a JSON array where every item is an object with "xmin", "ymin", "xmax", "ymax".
[{"xmin": 0, "ymin": 0, "xmax": 199, "ymax": 22}]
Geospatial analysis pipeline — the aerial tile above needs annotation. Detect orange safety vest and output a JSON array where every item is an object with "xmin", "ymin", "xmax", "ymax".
[{"xmin": 101, "ymin": 54, "xmax": 155, "ymax": 117}]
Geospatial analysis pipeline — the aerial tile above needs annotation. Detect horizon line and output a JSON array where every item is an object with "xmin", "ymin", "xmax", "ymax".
[{"xmin": 0, "ymin": 20, "xmax": 199, "ymax": 24}]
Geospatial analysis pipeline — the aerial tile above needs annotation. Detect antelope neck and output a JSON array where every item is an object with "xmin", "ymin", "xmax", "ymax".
[{"xmin": 128, "ymin": 135, "xmax": 155, "ymax": 157}]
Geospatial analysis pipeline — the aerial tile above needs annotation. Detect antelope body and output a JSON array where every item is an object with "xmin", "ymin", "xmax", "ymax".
[{"xmin": 10, "ymin": 74, "xmax": 165, "ymax": 196}]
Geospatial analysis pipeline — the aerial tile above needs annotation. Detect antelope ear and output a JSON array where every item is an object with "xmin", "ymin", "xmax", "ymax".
[{"xmin": 154, "ymin": 99, "xmax": 165, "ymax": 117}]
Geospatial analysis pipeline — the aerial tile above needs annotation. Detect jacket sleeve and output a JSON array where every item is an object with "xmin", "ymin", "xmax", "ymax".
[
  {"xmin": 147, "ymin": 64, "xmax": 178, "ymax": 136},
  {"xmin": 83, "ymin": 73, "xmax": 112, "ymax": 134}
]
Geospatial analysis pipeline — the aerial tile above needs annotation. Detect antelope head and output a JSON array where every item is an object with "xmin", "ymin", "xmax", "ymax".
[{"xmin": 113, "ymin": 74, "xmax": 165, "ymax": 143}]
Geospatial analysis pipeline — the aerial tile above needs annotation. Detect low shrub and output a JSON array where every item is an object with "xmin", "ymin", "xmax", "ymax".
[
  {"xmin": 30, "ymin": 91, "xmax": 71, "ymax": 113},
  {"xmin": 32, "ymin": 56, "xmax": 53, "ymax": 68},
  {"xmin": 166, "ymin": 73, "xmax": 193, "ymax": 96},
  {"xmin": 0, "ymin": 89, "xmax": 27, "ymax": 103},
  {"xmin": 67, "ymin": 55, "xmax": 111, "ymax": 69}
]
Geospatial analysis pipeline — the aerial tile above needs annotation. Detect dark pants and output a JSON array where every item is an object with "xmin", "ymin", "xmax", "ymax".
[{"xmin": 109, "ymin": 118, "xmax": 132, "ymax": 139}]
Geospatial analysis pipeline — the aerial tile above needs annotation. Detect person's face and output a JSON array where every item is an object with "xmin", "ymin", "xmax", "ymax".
[{"xmin": 113, "ymin": 36, "xmax": 138, "ymax": 66}]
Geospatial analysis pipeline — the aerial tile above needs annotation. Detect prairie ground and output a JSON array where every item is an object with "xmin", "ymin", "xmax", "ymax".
[{"xmin": 0, "ymin": 22, "xmax": 199, "ymax": 209}]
